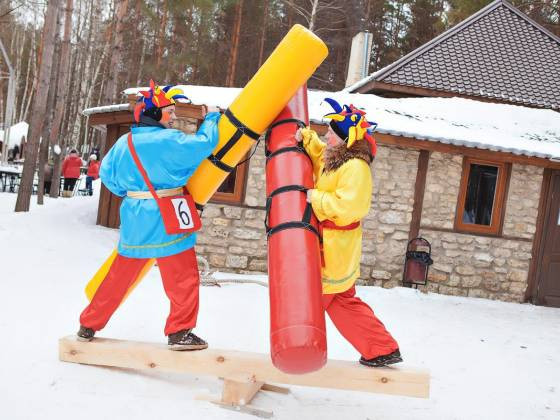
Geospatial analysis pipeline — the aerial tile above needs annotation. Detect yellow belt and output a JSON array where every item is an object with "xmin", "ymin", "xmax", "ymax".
[{"xmin": 126, "ymin": 187, "xmax": 183, "ymax": 199}]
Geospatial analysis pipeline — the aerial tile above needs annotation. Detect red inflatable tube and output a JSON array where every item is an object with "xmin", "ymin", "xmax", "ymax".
[{"xmin": 265, "ymin": 85, "xmax": 327, "ymax": 374}]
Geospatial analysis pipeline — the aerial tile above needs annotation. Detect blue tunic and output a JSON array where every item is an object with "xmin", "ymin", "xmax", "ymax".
[{"xmin": 100, "ymin": 112, "xmax": 220, "ymax": 258}]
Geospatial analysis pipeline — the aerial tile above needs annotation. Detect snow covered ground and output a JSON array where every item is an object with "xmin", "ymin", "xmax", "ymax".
[{"xmin": 0, "ymin": 185, "xmax": 558, "ymax": 420}]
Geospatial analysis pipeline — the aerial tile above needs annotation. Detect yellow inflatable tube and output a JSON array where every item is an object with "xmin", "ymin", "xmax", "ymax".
[
  {"xmin": 85, "ymin": 24, "xmax": 328, "ymax": 301},
  {"xmin": 188, "ymin": 24, "xmax": 328, "ymax": 203}
]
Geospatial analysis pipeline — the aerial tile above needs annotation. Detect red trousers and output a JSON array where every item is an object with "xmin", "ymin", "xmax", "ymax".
[
  {"xmin": 322, "ymin": 285, "xmax": 399, "ymax": 359},
  {"xmin": 80, "ymin": 248, "xmax": 200, "ymax": 336}
]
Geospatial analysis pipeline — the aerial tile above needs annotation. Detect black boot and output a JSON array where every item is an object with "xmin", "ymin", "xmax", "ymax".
[
  {"xmin": 359, "ymin": 349, "xmax": 402, "ymax": 368},
  {"xmin": 77, "ymin": 326, "xmax": 95, "ymax": 342},
  {"xmin": 168, "ymin": 329, "xmax": 208, "ymax": 351}
]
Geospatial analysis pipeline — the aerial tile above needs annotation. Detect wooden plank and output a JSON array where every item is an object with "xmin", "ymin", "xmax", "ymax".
[
  {"xmin": 526, "ymin": 168, "xmax": 553, "ymax": 303},
  {"xmin": 261, "ymin": 383, "xmax": 290, "ymax": 394},
  {"xmin": 88, "ymin": 110, "xmax": 134, "ymax": 127},
  {"xmin": 209, "ymin": 400, "xmax": 273, "ymax": 419},
  {"xmin": 222, "ymin": 373, "xmax": 264, "ymax": 405},
  {"xmin": 420, "ymin": 225, "xmax": 533, "ymax": 242},
  {"xmin": 96, "ymin": 124, "xmax": 119, "ymax": 227},
  {"xmin": 375, "ymin": 132, "xmax": 560, "ymax": 170},
  {"xmin": 59, "ymin": 336, "xmax": 430, "ymax": 399},
  {"xmin": 409, "ymin": 150, "xmax": 430, "ymax": 241}
]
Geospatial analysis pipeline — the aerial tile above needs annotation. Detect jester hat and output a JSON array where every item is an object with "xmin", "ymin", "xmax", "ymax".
[
  {"xmin": 323, "ymin": 98, "xmax": 378, "ymax": 155},
  {"xmin": 134, "ymin": 80, "xmax": 190, "ymax": 122}
]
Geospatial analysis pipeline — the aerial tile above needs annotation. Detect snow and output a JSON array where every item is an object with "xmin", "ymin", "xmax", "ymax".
[
  {"xmin": 0, "ymin": 121, "xmax": 29, "ymax": 148},
  {"xmin": 120, "ymin": 85, "xmax": 560, "ymax": 161},
  {"xmin": 1, "ymin": 186, "xmax": 559, "ymax": 419}
]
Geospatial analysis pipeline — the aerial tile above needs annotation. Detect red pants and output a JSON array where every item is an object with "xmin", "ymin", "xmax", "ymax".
[
  {"xmin": 322, "ymin": 285, "xmax": 399, "ymax": 359},
  {"xmin": 80, "ymin": 248, "xmax": 200, "ymax": 336}
]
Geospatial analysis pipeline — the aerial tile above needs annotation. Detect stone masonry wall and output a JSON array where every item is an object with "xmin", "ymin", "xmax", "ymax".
[
  {"xmin": 503, "ymin": 164, "xmax": 543, "ymax": 239},
  {"xmin": 419, "ymin": 152, "xmax": 543, "ymax": 302},
  {"xmin": 363, "ymin": 145, "xmax": 419, "ymax": 287}
]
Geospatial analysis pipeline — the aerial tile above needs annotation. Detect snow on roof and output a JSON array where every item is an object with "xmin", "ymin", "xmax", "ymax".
[
  {"xmin": 117, "ymin": 85, "xmax": 560, "ymax": 161},
  {"xmin": 0, "ymin": 121, "xmax": 29, "ymax": 148},
  {"xmin": 82, "ymin": 103, "xmax": 131, "ymax": 116}
]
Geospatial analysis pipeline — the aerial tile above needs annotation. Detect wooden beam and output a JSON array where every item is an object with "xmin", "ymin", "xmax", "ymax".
[
  {"xmin": 88, "ymin": 110, "xmax": 134, "ymax": 127},
  {"xmin": 96, "ymin": 124, "xmax": 119, "ymax": 227},
  {"xmin": 59, "ymin": 336, "xmax": 430, "ymax": 399},
  {"xmin": 375, "ymin": 132, "xmax": 560, "ymax": 170},
  {"xmin": 222, "ymin": 373, "xmax": 264, "ymax": 405},
  {"xmin": 410, "ymin": 150, "xmax": 430, "ymax": 241},
  {"xmin": 526, "ymin": 168, "xmax": 554, "ymax": 303}
]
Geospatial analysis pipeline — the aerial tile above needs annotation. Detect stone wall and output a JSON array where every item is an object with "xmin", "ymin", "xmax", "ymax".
[
  {"xmin": 419, "ymin": 152, "xmax": 543, "ymax": 302},
  {"xmin": 503, "ymin": 164, "xmax": 543, "ymax": 239},
  {"xmin": 196, "ymin": 204, "xmax": 268, "ymax": 273},
  {"xmin": 421, "ymin": 152, "xmax": 463, "ymax": 229},
  {"xmin": 362, "ymin": 145, "xmax": 419, "ymax": 287}
]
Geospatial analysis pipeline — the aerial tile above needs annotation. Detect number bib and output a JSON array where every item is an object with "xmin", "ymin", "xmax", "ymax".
[{"xmin": 159, "ymin": 192, "xmax": 202, "ymax": 235}]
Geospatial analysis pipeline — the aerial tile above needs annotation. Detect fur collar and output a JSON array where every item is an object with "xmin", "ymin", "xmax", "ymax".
[{"xmin": 323, "ymin": 140, "xmax": 372, "ymax": 173}]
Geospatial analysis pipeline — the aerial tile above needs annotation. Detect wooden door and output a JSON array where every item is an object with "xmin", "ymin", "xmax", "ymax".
[
  {"xmin": 537, "ymin": 170, "xmax": 560, "ymax": 307},
  {"xmin": 97, "ymin": 124, "xmax": 129, "ymax": 228}
]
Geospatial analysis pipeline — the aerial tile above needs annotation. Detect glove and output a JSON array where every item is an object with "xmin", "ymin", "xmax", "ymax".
[
  {"xmin": 296, "ymin": 127, "xmax": 315, "ymax": 147},
  {"xmin": 306, "ymin": 189, "xmax": 314, "ymax": 203}
]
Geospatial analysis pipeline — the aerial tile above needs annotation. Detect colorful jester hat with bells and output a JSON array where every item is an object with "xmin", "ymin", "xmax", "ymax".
[
  {"xmin": 323, "ymin": 98, "xmax": 378, "ymax": 157},
  {"xmin": 133, "ymin": 79, "xmax": 190, "ymax": 123}
]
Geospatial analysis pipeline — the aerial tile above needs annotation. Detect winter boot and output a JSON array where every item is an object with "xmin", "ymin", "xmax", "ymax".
[
  {"xmin": 359, "ymin": 349, "xmax": 402, "ymax": 368},
  {"xmin": 77, "ymin": 326, "xmax": 95, "ymax": 342},
  {"xmin": 168, "ymin": 329, "xmax": 208, "ymax": 351}
]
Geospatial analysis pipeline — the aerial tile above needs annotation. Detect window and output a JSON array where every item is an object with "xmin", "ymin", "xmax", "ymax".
[
  {"xmin": 211, "ymin": 161, "xmax": 249, "ymax": 205},
  {"xmin": 455, "ymin": 157, "xmax": 510, "ymax": 235}
]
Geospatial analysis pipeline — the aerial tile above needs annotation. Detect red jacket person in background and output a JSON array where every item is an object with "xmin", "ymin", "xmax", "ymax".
[
  {"xmin": 85, "ymin": 154, "xmax": 100, "ymax": 196},
  {"xmin": 61, "ymin": 149, "xmax": 84, "ymax": 197}
]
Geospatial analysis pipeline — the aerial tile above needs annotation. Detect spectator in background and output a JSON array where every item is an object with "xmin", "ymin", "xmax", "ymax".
[
  {"xmin": 43, "ymin": 162, "xmax": 53, "ymax": 195},
  {"xmin": 86, "ymin": 154, "xmax": 100, "ymax": 196},
  {"xmin": 61, "ymin": 149, "xmax": 83, "ymax": 197},
  {"xmin": 12, "ymin": 144, "xmax": 20, "ymax": 160}
]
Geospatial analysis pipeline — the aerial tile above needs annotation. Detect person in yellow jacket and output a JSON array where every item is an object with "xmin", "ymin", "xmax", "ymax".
[{"xmin": 296, "ymin": 98, "xmax": 402, "ymax": 367}]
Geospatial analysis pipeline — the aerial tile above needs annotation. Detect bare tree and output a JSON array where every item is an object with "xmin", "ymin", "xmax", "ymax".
[
  {"xmin": 37, "ymin": 6, "xmax": 63, "ymax": 205},
  {"xmin": 101, "ymin": 0, "xmax": 129, "ymax": 105},
  {"xmin": 258, "ymin": 0, "xmax": 269, "ymax": 67},
  {"xmin": 49, "ymin": 0, "xmax": 74, "ymax": 199},
  {"xmin": 283, "ymin": 0, "xmax": 345, "ymax": 32},
  {"xmin": 226, "ymin": 0, "xmax": 243, "ymax": 87},
  {"xmin": 98, "ymin": 0, "xmax": 128, "ymax": 156},
  {"xmin": 15, "ymin": 0, "xmax": 61, "ymax": 212}
]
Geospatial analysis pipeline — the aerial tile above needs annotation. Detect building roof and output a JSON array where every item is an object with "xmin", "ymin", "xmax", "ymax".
[
  {"xmin": 345, "ymin": 0, "xmax": 560, "ymax": 110},
  {"xmin": 82, "ymin": 103, "xmax": 131, "ymax": 116},
  {"xmin": 82, "ymin": 85, "xmax": 560, "ymax": 162}
]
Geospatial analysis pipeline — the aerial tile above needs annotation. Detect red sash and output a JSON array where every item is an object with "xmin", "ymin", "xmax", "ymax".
[
  {"xmin": 127, "ymin": 133, "xmax": 202, "ymax": 235},
  {"xmin": 318, "ymin": 220, "xmax": 361, "ymax": 267}
]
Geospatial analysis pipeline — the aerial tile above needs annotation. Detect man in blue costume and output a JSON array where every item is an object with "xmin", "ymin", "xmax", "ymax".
[{"xmin": 78, "ymin": 80, "xmax": 220, "ymax": 350}]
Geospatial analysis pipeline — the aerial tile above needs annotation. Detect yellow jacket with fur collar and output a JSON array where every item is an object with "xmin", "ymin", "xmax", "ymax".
[{"xmin": 301, "ymin": 128, "xmax": 372, "ymax": 294}]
